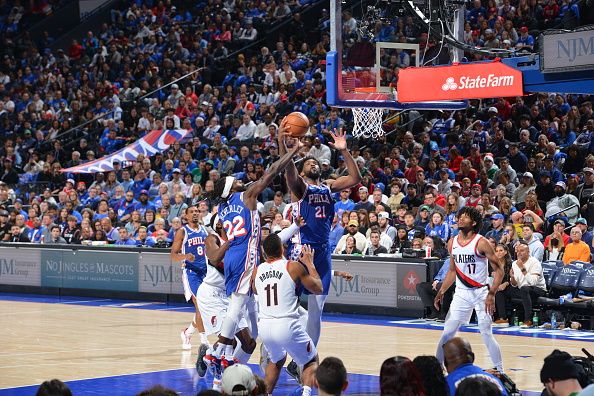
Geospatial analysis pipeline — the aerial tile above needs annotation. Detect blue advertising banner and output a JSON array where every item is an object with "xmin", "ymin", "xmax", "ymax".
[{"xmin": 41, "ymin": 250, "xmax": 139, "ymax": 291}]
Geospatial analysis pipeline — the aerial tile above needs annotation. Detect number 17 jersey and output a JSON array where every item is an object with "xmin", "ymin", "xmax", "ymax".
[{"xmin": 452, "ymin": 233, "xmax": 489, "ymax": 290}]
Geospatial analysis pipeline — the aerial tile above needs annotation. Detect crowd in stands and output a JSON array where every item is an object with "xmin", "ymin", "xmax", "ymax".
[{"xmin": 36, "ymin": 339, "xmax": 594, "ymax": 395}]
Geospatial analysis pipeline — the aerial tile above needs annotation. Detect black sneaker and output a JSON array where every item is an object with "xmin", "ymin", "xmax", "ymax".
[
  {"xmin": 286, "ymin": 360, "xmax": 301, "ymax": 384},
  {"xmin": 196, "ymin": 343, "xmax": 209, "ymax": 377}
]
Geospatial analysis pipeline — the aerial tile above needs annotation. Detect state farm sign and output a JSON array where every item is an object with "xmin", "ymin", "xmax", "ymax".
[{"xmin": 397, "ymin": 61, "xmax": 523, "ymax": 102}]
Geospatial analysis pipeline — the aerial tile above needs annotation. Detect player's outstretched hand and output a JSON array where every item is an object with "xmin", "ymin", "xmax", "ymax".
[
  {"xmin": 294, "ymin": 215, "xmax": 307, "ymax": 228},
  {"xmin": 328, "ymin": 127, "xmax": 347, "ymax": 151},
  {"xmin": 336, "ymin": 271, "xmax": 353, "ymax": 281},
  {"xmin": 300, "ymin": 244, "xmax": 315, "ymax": 266}
]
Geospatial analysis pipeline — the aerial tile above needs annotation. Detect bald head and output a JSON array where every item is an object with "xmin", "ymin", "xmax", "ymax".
[{"xmin": 443, "ymin": 337, "xmax": 474, "ymax": 373}]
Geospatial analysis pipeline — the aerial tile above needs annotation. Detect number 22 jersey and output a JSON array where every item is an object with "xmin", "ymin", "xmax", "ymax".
[{"xmin": 217, "ymin": 192, "xmax": 261, "ymax": 295}]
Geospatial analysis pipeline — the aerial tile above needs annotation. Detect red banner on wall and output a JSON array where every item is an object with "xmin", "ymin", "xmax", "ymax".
[{"xmin": 397, "ymin": 61, "xmax": 523, "ymax": 102}]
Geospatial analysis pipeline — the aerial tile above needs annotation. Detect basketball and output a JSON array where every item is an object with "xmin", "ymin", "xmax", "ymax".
[{"xmin": 282, "ymin": 112, "xmax": 310, "ymax": 137}]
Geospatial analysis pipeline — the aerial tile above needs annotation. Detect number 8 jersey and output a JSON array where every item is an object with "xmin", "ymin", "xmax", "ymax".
[
  {"xmin": 254, "ymin": 258, "xmax": 300, "ymax": 319},
  {"xmin": 451, "ymin": 233, "xmax": 489, "ymax": 290},
  {"xmin": 218, "ymin": 192, "xmax": 261, "ymax": 296}
]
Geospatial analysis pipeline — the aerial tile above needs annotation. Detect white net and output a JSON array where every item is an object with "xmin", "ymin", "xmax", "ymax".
[{"xmin": 352, "ymin": 107, "xmax": 385, "ymax": 139}]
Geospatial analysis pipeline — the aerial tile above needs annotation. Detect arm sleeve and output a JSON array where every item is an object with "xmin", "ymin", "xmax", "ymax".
[{"xmin": 278, "ymin": 223, "xmax": 299, "ymax": 244}]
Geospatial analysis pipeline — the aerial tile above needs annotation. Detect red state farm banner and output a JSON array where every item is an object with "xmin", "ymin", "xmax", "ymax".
[{"xmin": 397, "ymin": 61, "xmax": 523, "ymax": 102}]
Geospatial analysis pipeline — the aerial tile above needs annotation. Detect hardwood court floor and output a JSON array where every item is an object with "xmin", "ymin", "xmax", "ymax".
[{"xmin": 0, "ymin": 296, "xmax": 592, "ymax": 393}]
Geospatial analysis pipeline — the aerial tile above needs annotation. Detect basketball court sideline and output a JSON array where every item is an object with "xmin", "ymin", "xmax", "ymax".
[{"xmin": 1, "ymin": 293, "xmax": 592, "ymax": 395}]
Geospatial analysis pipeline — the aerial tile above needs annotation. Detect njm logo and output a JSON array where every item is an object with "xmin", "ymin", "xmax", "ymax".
[
  {"xmin": 143, "ymin": 264, "xmax": 173, "ymax": 287},
  {"xmin": 331, "ymin": 275, "xmax": 360, "ymax": 297}
]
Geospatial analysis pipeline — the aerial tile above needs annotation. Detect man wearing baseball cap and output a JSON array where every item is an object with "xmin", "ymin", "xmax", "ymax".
[
  {"xmin": 221, "ymin": 364, "xmax": 258, "ymax": 395},
  {"xmin": 485, "ymin": 213, "xmax": 505, "ymax": 242},
  {"xmin": 550, "ymin": 181, "xmax": 580, "ymax": 224},
  {"xmin": 574, "ymin": 217, "xmax": 593, "ymax": 254},
  {"xmin": 540, "ymin": 349, "xmax": 582, "ymax": 396},
  {"xmin": 574, "ymin": 167, "xmax": 594, "ymax": 218}
]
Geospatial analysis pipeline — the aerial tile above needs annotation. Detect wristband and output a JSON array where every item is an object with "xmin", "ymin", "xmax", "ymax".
[{"xmin": 331, "ymin": 270, "xmax": 336, "ymax": 276}]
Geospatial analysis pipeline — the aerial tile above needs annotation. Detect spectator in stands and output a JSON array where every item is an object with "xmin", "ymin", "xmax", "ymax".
[
  {"xmin": 412, "ymin": 356, "xmax": 447, "ymax": 396},
  {"xmin": 8, "ymin": 224, "xmax": 30, "ymax": 242},
  {"xmin": 115, "ymin": 228, "xmax": 137, "ymax": 246},
  {"xmin": 45, "ymin": 225, "xmax": 67, "ymax": 244},
  {"xmin": 574, "ymin": 167, "xmax": 594, "ymax": 218},
  {"xmin": 316, "ymin": 356, "xmax": 349, "ymax": 396},
  {"xmin": 457, "ymin": 377, "xmax": 503, "ymax": 396},
  {"xmin": 36, "ymin": 379, "xmax": 73, "ymax": 396},
  {"xmin": 521, "ymin": 223, "xmax": 544, "ymax": 262},
  {"xmin": 540, "ymin": 350, "xmax": 583, "ymax": 396},
  {"xmin": 573, "ymin": 217, "xmax": 593, "ymax": 254},
  {"xmin": 380, "ymin": 356, "xmax": 425, "ymax": 396},
  {"xmin": 442, "ymin": 338, "xmax": 507, "ymax": 396},
  {"xmin": 363, "ymin": 230, "xmax": 388, "ymax": 256},
  {"xmin": 562, "ymin": 227, "xmax": 592, "ymax": 264},
  {"xmin": 495, "ymin": 242, "xmax": 546, "ymax": 327}
]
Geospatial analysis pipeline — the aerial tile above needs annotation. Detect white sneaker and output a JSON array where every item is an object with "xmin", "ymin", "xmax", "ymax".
[
  {"xmin": 180, "ymin": 328, "xmax": 192, "ymax": 350},
  {"xmin": 259, "ymin": 343, "xmax": 270, "ymax": 374}
]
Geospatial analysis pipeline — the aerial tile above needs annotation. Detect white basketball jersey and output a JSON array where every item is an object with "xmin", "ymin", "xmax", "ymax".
[
  {"xmin": 203, "ymin": 233, "xmax": 225, "ymax": 289},
  {"xmin": 451, "ymin": 233, "xmax": 489, "ymax": 290},
  {"xmin": 255, "ymin": 258, "xmax": 300, "ymax": 320}
]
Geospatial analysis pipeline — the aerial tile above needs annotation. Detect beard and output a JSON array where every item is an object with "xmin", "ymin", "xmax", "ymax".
[
  {"xmin": 234, "ymin": 184, "xmax": 247, "ymax": 192},
  {"xmin": 458, "ymin": 225, "xmax": 473, "ymax": 234},
  {"xmin": 305, "ymin": 169, "xmax": 320, "ymax": 180}
]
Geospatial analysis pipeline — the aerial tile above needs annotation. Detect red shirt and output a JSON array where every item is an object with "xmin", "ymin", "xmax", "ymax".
[{"xmin": 404, "ymin": 166, "xmax": 423, "ymax": 183}]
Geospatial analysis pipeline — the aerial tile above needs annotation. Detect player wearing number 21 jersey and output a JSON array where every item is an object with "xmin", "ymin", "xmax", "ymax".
[
  {"xmin": 205, "ymin": 140, "xmax": 301, "ymax": 369},
  {"xmin": 278, "ymin": 125, "xmax": 361, "ymax": 358}
]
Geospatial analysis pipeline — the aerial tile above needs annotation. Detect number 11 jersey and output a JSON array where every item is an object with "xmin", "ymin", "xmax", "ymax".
[{"xmin": 254, "ymin": 258, "xmax": 300, "ymax": 319}]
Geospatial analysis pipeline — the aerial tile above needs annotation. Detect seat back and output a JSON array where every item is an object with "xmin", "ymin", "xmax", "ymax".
[
  {"xmin": 571, "ymin": 261, "xmax": 593, "ymax": 270},
  {"xmin": 549, "ymin": 264, "xmax": 583, "ymax": 295},
  {"xmin": 578, "ymin": 268, "xmax": 594, "ymax": 295},
  {"xmin": 541, "ymin": 262, "xmax": 559, "ymax": 288}
]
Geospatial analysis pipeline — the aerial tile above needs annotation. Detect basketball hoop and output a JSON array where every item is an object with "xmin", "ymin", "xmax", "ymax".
[{"xmin": 352, "ymin": 107, "xmax": 385, "ymax": 139}]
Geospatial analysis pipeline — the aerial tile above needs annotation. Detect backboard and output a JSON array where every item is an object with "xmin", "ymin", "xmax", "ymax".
[{"xmin": 326, "ymin": 0, "xmax": 468, "ymax": 110}]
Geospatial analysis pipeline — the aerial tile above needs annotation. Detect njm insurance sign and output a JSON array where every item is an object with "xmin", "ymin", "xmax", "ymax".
[{"xmin": 541, "ymin": 29, "xmax": 594, "ymax": 73}]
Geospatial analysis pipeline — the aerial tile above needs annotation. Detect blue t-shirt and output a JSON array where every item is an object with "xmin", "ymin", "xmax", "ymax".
[{"xmin": 447, "ymin": 364, "xmax": 508, "ymax": 396}]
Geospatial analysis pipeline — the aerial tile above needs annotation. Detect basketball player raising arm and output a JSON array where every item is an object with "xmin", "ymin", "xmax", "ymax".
[
  {"xmin": 278, "ymin": 123, "xmax": 361, "ymax": 344},
  {"xmin": 278, "ymin": 122, "xmax": 360, "ymax": 380},
  {"xmin": 204, "ymin": 136, "xmax": 302, "ymax": 369},
  {"xmin": 432, "ymin": 206, "xmax": 505, "ymax": 372}
]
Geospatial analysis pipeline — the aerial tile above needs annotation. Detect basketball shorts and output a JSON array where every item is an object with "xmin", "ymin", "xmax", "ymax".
[
  {"xmin": 293, "ymin": 243, "xmax": 332, "ymax": 295},
  {"xmin": 183, "ymin": 268, "xmax": 206, "ymax": 302},
  {"xmin": 448, "ymin": 286, "xmax": 492, "ymax": 325},
  {"xmin": 224, "ymin": 246, "xmax": 258, "ymax": 296},
  {"xmin": 197, "ymin": 282, "xmax": 248, "ymax": 336},
  {"xmin": 259, "ymin": 317, "xmax": 317, "ymax": 367}
]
